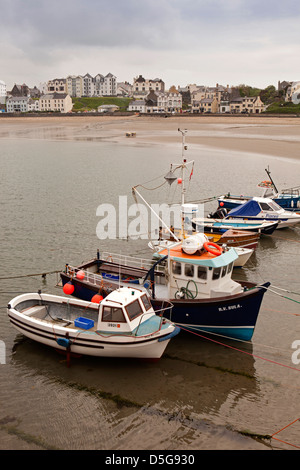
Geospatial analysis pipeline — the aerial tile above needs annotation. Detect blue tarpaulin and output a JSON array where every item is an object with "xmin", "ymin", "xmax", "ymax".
[{"xmin": 225, "ymin": 199, "xmax": 261, "ymax": 217}]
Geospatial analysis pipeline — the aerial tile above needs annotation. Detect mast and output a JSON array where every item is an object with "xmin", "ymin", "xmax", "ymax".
[{"xmin": 265, "ymin": 166, "xmax": 278, "ymax": 193}]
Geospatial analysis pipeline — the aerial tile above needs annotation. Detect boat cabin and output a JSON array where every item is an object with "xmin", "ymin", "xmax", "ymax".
[
  {"xmin": 156, "ymin": 243, "xmax": 243, "ymax": 299},
  {"xmin": 97, "ymin": 287, "xmax": 158, "ymax": 333}
]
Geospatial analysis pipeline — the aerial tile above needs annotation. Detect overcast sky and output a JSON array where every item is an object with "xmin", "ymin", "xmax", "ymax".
[{"xmin": 1, "ymin": 0, "xmax": 300, "ymax": 90}]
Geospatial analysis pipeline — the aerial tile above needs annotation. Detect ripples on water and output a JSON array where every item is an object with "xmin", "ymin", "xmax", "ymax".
[{"xmin": 0, "ymin": 124, "xmax": 300, "ymax": 450}]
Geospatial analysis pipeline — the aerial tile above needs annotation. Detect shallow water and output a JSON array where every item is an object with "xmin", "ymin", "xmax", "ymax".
[{"xmin": 0, "ymin": 121, "xmax": 300, "ymax": 451}]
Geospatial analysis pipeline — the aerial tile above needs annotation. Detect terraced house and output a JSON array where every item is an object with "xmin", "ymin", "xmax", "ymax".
[
  {"xmin": 39, "ymin": 93, "xmax": 73, "ymax": 113},
  {"xmin": 67, "ymin": 73, "xmax": 117, "ymax": 97},
  {"xmin": 133, "ymin": 75, "xmax": 165, "ymax": 98}
]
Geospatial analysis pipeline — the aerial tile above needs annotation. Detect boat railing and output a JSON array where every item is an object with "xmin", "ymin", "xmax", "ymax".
[
  {"xmin": 281, "ymin": 186, "xmax": 300, "ymax": 196},
  {"xmin": 100, "ymin": 251, "xmax": 166, "ymax": 273},
  {"xmin": 134, "ymin": 300, "xmax": 174, "ymax": 337},
  {"xmin": 66, "ymin": 265, "xmax": 112, "ymax": 287}
]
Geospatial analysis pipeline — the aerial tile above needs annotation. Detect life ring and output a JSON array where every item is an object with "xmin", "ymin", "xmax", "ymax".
[{"xmin": 203, "ymin": 242, "xmax": 222, "ymax": 256}]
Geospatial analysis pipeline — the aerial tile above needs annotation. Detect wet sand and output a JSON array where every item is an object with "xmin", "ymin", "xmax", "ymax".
[{"xmin": 1, "ymin": 114, "xmax": 300, "ymax": 160}]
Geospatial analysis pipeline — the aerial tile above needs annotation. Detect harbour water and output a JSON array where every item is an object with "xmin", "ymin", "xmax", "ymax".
[{"xmin": 0, "ymin": 117, "xmax": 300, "ymax": 451}]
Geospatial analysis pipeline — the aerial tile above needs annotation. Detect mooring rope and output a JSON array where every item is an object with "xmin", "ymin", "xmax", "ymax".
[
  {"xmin": 271, "ymin": 418, "xmax": 300, "ymax": 449},
  {"xmin": 0, "ymin": 270, "xmax": 60, "ymax": 280},
  {"xmin": 177, "ymin": 324, "xmax": 300, "ymax": 372}
]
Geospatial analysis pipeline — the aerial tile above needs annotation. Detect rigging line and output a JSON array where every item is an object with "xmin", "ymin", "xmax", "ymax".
[
  {"xmin": 270, "ymin": 285, "xmax": 300, "ymax": 296},
  {"xmin": 137, "ymin": 180, "xmax": 167, "ymax": 191},
  {"xmin": 177, "ymin": 325, "xmax": 300, "ymax": 372},
  {"xmin": 266, "ymin": 287, "xmax": 300, "ymax": 305},
  {"xmin": 180, "ymin": 323, "xmax": 293, "ymax": 355},
  {"xmin": 0, "ymin": 270, "xmax": 60, "ymax": 280}
]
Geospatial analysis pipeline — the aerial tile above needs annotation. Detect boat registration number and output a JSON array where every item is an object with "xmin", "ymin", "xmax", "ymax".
[{"xmin": 218, "ymin": 304, "xmax": 241, "ymax": 312}]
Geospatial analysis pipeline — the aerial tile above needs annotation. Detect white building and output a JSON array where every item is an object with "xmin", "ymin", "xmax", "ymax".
[
  {"xmin": 128, "ymin": 99, "xmax": 146, "ymax": 113},
  {"xmin": 133, "ymin": 75, "xmax": 165, "ymax": 98},
  {"xmin": 0, "ymin": 80, "xmax": 6, "ymax": 105},
  {"xmin": 157, "ymin": 87, "xmax": 182, "ymax": 113},
  {"xmin": 47, "ymin": 78, "xmax": 67, "ymax": 94},
  {"xmin": 39, "ymin": 93, "xmax": 73, "ymax": 113},
  {"xmin": 6, "ymin": 96, "xmax": 29, "ymax": 112},
  {"xmin": 66, "ymin": 75, "xmax": 84, "ymax": 97},
  {"xmin": 0, "ymin": 80, "xmax": 6, "ymax": 97}
]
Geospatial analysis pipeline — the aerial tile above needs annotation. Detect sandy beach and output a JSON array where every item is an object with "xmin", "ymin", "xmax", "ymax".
[{"xmin": 1, "ymin": 114, "xmax": 300, "ymax": 160}]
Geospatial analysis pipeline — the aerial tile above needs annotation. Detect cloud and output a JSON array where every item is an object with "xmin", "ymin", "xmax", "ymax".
[{"xmin": 1, "ymin": 0, "xmax": 300, "ymax": 89}]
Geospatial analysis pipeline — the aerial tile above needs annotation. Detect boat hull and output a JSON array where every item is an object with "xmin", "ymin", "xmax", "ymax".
[
  {"xmin": 159, "ymin": 283, "xmax": 269, "ymax": 341},
  {"xmin": 60, "ymin": 273, "xmax": 269, "ymax": 341},
  {"xmin": 219, "ymin": 195, "xmax": 300, "ymax": 212},
  {"xmin": 7, "ymin": 294, "xmax": 178, "ymax": 360}
]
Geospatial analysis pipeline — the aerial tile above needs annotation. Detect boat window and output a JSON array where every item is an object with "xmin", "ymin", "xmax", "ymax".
[
  {"xmin": 212, "ymin": 267, "xmax": 221, "ymax": 280},
  {"xmin": 172, "ymin": 261, "xmax": 181, "ymax": 275},
  {"xmin": 221, "ymin": 266, "xmax": 227, "ymax": 277},
  {"xmin": 197, "ymin": 266, "xmax": 207, "ymax": 280},
  {"xmin": 185, "ymin": 264, "xmax": 194, "ymax": 277},
  {"xmin": 227, "ymin": 262, "xmax": 233, "ymax": 274},
  {"xmin": 102, "ymin": 306, "xmax": 126, "ymax": 323},
  {"xmin": 269, "ymin": 201, "xmax": 281, "ymax": 211},
  {"xmin": 260, "ymin": 202, "xmax": 272, "ymax": 211},
  {"xmin": 126, "ymin": 299, "xmax": 143, "ymax": 321},
  {"xmin": 141, "ymin": 294, "xmax": 151, "ymax": 311}
]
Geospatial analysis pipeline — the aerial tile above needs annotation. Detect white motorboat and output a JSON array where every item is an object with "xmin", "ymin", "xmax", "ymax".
[
  {"xmin": 7, "ymin": 288, "xmax": 179, "ymax": 360},
  {"xmin": 223, "ymin": 197, "xmax": 300, "ymax": 229}
]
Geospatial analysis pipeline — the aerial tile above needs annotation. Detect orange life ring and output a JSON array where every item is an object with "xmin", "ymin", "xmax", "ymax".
[{"xmin": 203, "ymin": 242, "xmax": 222, "ymax": 256}]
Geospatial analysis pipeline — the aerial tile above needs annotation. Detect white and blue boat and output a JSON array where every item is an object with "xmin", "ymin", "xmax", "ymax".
[
  {"xmin": 7, "ymin": 287, "xmax": 179, "ymax": 360},
  {"xmin": 223, "ymin": 197, "xmax": 300, "ymax": 229},
  {"xmin": 60, "ymin": 236, "xmax": 269, "ymax": 342},
  {"xmin": 218, "ymin": 168, "xmax": 300, "ymax": 212}
]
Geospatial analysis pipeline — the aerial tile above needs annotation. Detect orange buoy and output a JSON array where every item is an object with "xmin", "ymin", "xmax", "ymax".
[
  {"xmin": 91, "ymin": 294, "xmax": 103, "ymax": 303},
  {"xmin": 63, "ymin": 282, "xmax": 75, "ymax": 295},
  {"xmin": 76, "ymin": 270, "xmax": 85, "ymax": 280}
]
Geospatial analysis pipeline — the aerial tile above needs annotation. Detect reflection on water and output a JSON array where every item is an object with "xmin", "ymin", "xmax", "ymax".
[{"xmin": 0, "ymin": 125, "xmax": 300, "ymax": 450}]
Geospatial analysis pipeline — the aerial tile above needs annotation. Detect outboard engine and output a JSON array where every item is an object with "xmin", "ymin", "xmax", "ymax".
[{"xmin": 208, "ymin": 207, "xmax": 228, "ymax": 219}]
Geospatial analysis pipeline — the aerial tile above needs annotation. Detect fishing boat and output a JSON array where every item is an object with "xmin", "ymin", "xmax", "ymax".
[
  {"xmin": 59, "ymin": 129, "xmax": 270, "ymax": 341},
  {"xmin": 192, "ymin": 214, "xmax": 279, "ymax": 235},
  {"xmin": 59, "ymin": 238, "xmax": 269, "ymax": 341},
  {"xmin": 222, "ymin": 197, "xmax": 300, "ymax": 229},
  {"xmin": 218, "ymin": 167, "xmax": 300, "ymax": 212},
  {"xmin": 7, "ymin": 288, "xmax": 179, "ymax": 360}
]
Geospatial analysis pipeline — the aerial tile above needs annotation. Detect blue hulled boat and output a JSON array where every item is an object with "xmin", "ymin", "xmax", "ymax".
[
  {"xmin": 218, "ymin": 167, "xmax": 300, "ymax": 212},
  {"xmin": 60, "ymin": 236, "xmax": 269, "ymax": 341}
]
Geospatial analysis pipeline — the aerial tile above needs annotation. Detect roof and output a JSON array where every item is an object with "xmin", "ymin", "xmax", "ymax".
[
  {"xmin": 40, "ymin": 93, "xmax": 68, "ymax": 99},
  {"xmin": 158, "ymin": 243, "xmax": 238, "ymax": 267}
]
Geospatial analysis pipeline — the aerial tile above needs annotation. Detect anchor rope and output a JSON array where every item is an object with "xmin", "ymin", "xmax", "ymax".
[
  {"xmin": 177, "ymin": 324, "xmax": 300, "ymax": 372},
  {"xmin": 271, "ymin": 418, "xmax": 300, "ymax": 449}
]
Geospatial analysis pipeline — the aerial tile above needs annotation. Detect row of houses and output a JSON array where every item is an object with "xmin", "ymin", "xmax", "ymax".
[{"xmin": 1, "ymin": 75, "xmax": 300, "ymax": 114}]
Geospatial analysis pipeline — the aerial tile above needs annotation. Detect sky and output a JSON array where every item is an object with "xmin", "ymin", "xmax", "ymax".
[{"xmin": 1, "ymin": 0, "xmax": 300, "ymax": 91}]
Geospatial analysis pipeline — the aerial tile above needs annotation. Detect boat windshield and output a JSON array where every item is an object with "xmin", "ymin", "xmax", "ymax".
[
  {"xmin": 126, "ymin": 299, "xmax": 144, "ymax": 321},
  {"xmin": 140, "ymin": 294, "xmax": 151, "ymax": 311},
  {"xmin": 259, "ymin": 202, "xmax": 273, "ymax": 211}
]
